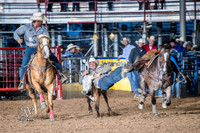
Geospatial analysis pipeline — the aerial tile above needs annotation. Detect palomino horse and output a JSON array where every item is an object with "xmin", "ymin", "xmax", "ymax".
[
  {"xmin": 87, "ymin": 84, "xmax": 111, "ymax": 117},
  {"xmin": 26, "ymin": 35, "xmax": 56, "ymax": 121},
  {"xmin": 136, "ymin": 46, "xmax": 173, "ymax": 117}
]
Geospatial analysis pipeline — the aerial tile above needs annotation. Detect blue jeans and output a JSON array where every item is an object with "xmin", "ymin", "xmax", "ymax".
[
  {"xmin": 19, "ymin": 46, "xmax": 62, "ymax": 81},
  {"xmin": 99, "ymin": 67, "xmax": 123, "ymax": 90},
  {"xmin": 127, "ymin": 70, "xmax": 141, "ymax": 94}
]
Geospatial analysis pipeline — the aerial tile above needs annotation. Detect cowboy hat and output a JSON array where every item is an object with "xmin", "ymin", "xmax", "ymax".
[
  {"xmin": 30, "ymin": 12, "xmax": 47, "ymax": 21},
  {"xmin": 66, "ymin": 43, "xmax": 76, "ymax": 51},
  {"xmin": 121, "ymin": 37, "xmax": 131, "ymax": 44},
  {"xmin": 75, "ymin": 45, "xmax": 82, "ymax": 51},
  {"xmin": 135, "ymin": 38, "xmax": 144, "ymax": 45},
  {"xmin": 176, "ymin": 37, "xmax": 185, "ymax": 43},
  {"xmin": 147, "ymin": 35, "xmax": 156, "ymax": 41},
  {"xmin": 37, "ymin": 34, "xmax": 50, "ymax": 40},
  {"xmin": 86, "ymin": 57, "xmax": 99, "ymax": 67}
]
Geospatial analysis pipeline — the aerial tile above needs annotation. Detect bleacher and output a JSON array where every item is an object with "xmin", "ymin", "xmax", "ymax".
[{"xmin": 0, "ymin": 0, "xmax": 200, "ymax": 24}]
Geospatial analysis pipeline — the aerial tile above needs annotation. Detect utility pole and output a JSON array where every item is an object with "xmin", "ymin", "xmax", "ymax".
[{"xmin": 180, "ymin": 0, "xmax": 186, "ymax": 41}]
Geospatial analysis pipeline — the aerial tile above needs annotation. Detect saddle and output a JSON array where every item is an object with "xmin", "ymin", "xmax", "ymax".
[
  {"xmin": 132, "ymin": 49, "xmax": 160, "ymax": 71},
  {"xmin": 22, "ymin": 54, "xmax": 59, "ymax": 90}
]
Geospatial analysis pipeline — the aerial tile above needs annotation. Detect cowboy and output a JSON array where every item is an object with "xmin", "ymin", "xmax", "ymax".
[
  {"xmin": 79, "ymin": 57, "xmax": 129, "ymax": 101},
  {"xmin": 128, "ymin": 38, "xmax": 146, "ymax": 97},
  {"xmin": 175, "ymin": 37, "xmax": 185, "ymax": 53},
  {"xmin": 117, "ymin": 37, "xmax": 135, "ymax": 93},
  {"xmin": 14, "ymin": 12, "xmax": 67, "ymax": 91},
  {"xmin": 142, "ymin": 35, "xmax": 157, "ymax": 52},
  {"xmin": 63, "ymin": 43, "xmax": 77, "ymax": 70}
]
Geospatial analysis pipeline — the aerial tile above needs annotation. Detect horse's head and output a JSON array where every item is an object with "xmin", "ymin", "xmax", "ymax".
[
  {"xmin": 37, "ymin": 35, "xmax": 51, "ymax": 59},
  {"xmin": 159, "ymin": 46, "xmax": 171, "ymax": 74}
]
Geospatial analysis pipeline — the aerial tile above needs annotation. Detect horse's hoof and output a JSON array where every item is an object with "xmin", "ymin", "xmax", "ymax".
[
  {"xmin": 162, "ymin": 103, "xmax": 167, "ymax": 108},
  {"xmin": 41, "ymin": 101, "xmax": 47, "ymax": 109},
  {"xmin": 153, "ymin": 113, "xmax": 159, "ymax": 117},
  {"xmin": 50, "ymin": 116, "xmax": 56, "ymax": 121},
  {"xmin": 88, "ymin": 110, "xmax": 93, "ymax": 114},
  {"xmin": 138, "ymin": 104, "xmax": 144, "ymax": 110}
]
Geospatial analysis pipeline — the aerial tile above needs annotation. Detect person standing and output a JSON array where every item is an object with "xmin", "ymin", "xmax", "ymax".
[
  {"xmin": 129, "ymin": 38, "xmax": 146, "ymax": 97},
  {"xmin": 63, "ymin": 43, "xmax": 77, "ymax": 70},
  {"xmin": 175, "ymin": 37, "xmax": 186, "ymax": 53},
  {"xmin": 142, "ymin": 35, "xmax": 157, "ymax": 51},
  {"xmin": 14, "ymin": 12, "xmax": 67, "ymax": 91},
  {"xmin": 117, "ymin": 37, "xmax": 136, "ymax": 93}
]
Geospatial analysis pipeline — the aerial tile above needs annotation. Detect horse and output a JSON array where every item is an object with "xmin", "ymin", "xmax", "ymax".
[
  {"xmin": 136, "ymin": 46, "xmax": 174, "ymax": 117},
  {"xmin": 26, "ymin": 34, "xmax": 56, "ymax": 121},
  {"xmin": 87, "ymin": 84, "xmax": 111, "ymax": 117}
]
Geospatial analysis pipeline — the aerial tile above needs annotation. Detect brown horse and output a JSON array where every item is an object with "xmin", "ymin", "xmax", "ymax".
[
  {"xmin": 26, "ymin": 35, "xmax": 56, "ymax": 121},
  {"xmin": 136, "ymin": 47, "xmax": 174, "ymax": 117},
  {"xmin": 87, "ymin": 84, "xmax": 111, "ymax": 117}
]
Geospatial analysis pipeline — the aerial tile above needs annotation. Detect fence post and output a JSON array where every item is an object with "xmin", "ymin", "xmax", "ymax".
[{"xmin": 55, "ymin": 46, "xmax": 62, "ymax": 100}]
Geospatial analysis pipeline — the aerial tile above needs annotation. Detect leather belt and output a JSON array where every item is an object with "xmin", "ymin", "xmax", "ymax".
[{"xmin": 28, "ymin": 46, "xmax": 36, "ymax": 48}]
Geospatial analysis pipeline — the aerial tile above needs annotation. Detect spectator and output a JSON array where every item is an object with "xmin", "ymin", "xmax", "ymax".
[
  {"xmin": 175, "ymin": 37, "xmax": 185, "ymax": 53},
  {"xmin": 47, "ymin": 0, "xmax": 69, "ymax": 12},
  {"xmin": 75, "ymin": 46, "xmax": 84, "ymax": 57},
  {"xmin": 88, "ymin": 0, "xmax": 95, "ymax": 11},
  {"xmin": 138, "ymin": 0, "xmax": 150, "ymax": 10},
  {"xmin": 106, "ymin": 0, "xmax": 113, "ymax": 11},
  {"xmin": 37, "ymin": 0, "xmax": 45, "ymax": 12},
  {"xmin": 60, "ymin": 0, "xmax": 70, "ymax": 12},
  {"xmin": 72, "ymin": 0, "xmax": 80, "ymax": 11},
  {"xmin": 142, "ymin": 35, "xmax": 157, "ymax": 51},
  {"xmin": 13, "ymin": 12, "xmax": 67, "ymax": 90},
  {"xmin": 184, "ymin": 41, "xmax": 193, "ymax": 52},
  {"xmin": 117, "ymin": 37, "xmax": 135, "ymax": 93},
  {"xmin": 47, "ymin": 0, "xmax": 54, "ymax": 12},
  {"xmin": 63, "ymin": 43, "xmax": 77, "ymax": 70},
  {"xmin": 128, "ymin": 38, "xmax": 146, "ymax": 97},
  {"xmin": 79, "ymin": 57, "xmax": 130, "ymax": 101},
  {"xmin": 169, "ymin": 39, "xmax": 178, "ymax": 53},
  {"xmin": 154, "ymin": 0, "xmax": 165, "ymax": 9}
]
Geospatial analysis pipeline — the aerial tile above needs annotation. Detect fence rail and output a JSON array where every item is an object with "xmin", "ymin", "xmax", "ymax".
[{"xmin": 0, "ymin": 46, "xmax": 63, "ymax": 99}]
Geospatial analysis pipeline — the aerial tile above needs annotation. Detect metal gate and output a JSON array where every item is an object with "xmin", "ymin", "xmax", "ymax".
[{"xmin": 0, "ymin": 46, "xmax": 63, "ymax": 99}]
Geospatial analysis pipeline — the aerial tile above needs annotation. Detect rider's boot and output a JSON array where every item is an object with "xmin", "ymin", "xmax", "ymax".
[
  {"xmin": 18, "ymin": 81, "xmax": 25, "ymax": 92},
  {"xmin": 59, "ymin": 73, "xmax": 68, "ymax": 84}
]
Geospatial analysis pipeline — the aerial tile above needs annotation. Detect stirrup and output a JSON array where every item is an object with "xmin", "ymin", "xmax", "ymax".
[
  {"xmin": 18, "ymin": 81, "xmax": 25, "ymax": 92},
  {"xmin": 59, "ymin": 73, "xmax": 68, "ymax": 84}
]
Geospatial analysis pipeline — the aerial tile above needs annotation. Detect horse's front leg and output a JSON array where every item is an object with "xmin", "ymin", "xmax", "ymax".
[
  {"xmin": 151, "ymin": 91, "xmax": 158, "ymax": 117},
  {"xmin": 162, "ymin": 86, "xmax": 172, "ymax": 108},
  {"xmin": 138, "ymin": 78, "xmax": 147, "ymax": 110},
  {"xmin": 27, "ymin": 85, "xmax": 38, "ymax": 117},
  {"xmin": 47, "ymin": 83, "xmax": 55, "ymax": 121},
  {"xmin": 33, "ymin": 82, "xmax": 47, "ymax": 109},
  {"xmin": 43, "ymin": 90, "xmax": 49, "ymax": 113}
]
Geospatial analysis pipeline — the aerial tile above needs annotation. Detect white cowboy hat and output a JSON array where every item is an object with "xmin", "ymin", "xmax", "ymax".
[
  {"xmin": 30, "ymin": 12, "xmax": 47, "ymax": 21},
  {"xmin": 37, "ymin": 34, "xmax": 50, "ymax": 40},
  {"xmin": 176, "ymin": 37, "xmax": 185, "ymax": 43},
  {"xmin": 135, "ymin": 38, "xmax": 144, "ymax": 45},
  {"xmin": 121, "ymin": 37, "xmax": 131, "ymax": 44},
  {"xmin": 86, "ymin": 57, "xmax": 99, "ymax": 67},
  {"xmin": 66, "ymin": 43, "xmax": 76, "ymax": 51},
  {"xmin": 147, "ymin": 35, "xmax": 156, "ymax": 41},
  {"xmin": 183, "ymin": 41, "xmax": 192, "ymax": 48}
]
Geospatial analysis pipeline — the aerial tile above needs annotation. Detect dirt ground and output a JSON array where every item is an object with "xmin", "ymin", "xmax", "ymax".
[{"xmin": 0, "ymin": 90, "xmax": 200, "ymax": 133}]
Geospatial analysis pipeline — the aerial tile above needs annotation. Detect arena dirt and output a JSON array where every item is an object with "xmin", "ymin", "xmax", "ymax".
[{"xmin": 0, "ymin": 90, "xmax": 200, "ymax": 133}]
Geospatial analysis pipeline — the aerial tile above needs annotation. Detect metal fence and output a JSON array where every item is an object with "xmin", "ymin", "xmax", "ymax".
[{"xmin": 0, "ymin": 46, "xmax": 63, "ymax": 99}]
